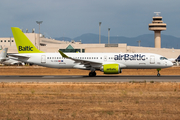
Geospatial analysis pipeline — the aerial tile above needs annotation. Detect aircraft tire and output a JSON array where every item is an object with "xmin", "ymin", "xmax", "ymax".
[
  {"xmin": 93, "ymin": 72, "xmax": 96, "ymax": 77},
  {"xmin": 157, "ymin": 73, "xmax": 161, "ymax": 77},
  {"xmin": 89, "ymin": 72, "xmax": 96, "ymax": 77}
]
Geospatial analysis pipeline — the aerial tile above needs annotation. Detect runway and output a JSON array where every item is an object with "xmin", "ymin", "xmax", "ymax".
[{"xmin": 0, "ymin": 75, "xmax": 180, "ymax": 82}]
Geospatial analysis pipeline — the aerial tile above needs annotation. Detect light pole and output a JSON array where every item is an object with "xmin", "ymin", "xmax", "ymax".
[
  {"xmin": 137, "ymin": 40, "xmax": 141, "ymax": 47},
  {"xmin": 36, "ymin": 21, "xmax": 43, "ymax": 50},
  {"xmin": 108, "ymin": 28, "xmax": 110, "ymax": 44},
  {"xmin": 99, "ymin": 22, "xmax": 101, "ymax": 44}
]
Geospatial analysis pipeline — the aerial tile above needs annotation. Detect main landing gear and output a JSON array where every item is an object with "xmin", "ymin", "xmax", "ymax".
[
  {"xmin": 89, "ymin": 68, "xmax": 96, "ymax": 77},
  {"xmin": 157, "ymin": 68, "xmax": 161, "ymax": 77},
  {"xmin": 89, "ymin": 71, "xmax": 96, "ymax": 77}
]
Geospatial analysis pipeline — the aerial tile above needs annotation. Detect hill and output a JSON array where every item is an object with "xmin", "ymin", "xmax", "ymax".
[{"xmin": 55, "ymin": 33, "xmax": 180, "ymax": 49}]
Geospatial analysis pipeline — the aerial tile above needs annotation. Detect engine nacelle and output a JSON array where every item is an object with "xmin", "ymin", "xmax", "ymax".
[{"xmin": 100, "ymin": 64, "xmax": 121, "ymax": 74}]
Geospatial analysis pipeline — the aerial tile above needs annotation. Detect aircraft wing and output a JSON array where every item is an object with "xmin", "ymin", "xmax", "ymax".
[
  {"xmin": 58, "ymin": 50, "xmax": 126, "ymax": 68},
  {"xmin": 59, "ymin": 50, "xmax": 102, "ymax": 65}
]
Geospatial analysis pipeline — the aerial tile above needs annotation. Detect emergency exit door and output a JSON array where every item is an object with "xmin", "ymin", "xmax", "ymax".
[{"xmin": 104, "ymin": 55, "xmax": 107, "ymax": 61}]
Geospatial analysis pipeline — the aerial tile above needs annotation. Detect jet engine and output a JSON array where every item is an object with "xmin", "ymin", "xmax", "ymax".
[{"xmin": 100, "ymin": 64, "xmax": 121, "ymax": 74}]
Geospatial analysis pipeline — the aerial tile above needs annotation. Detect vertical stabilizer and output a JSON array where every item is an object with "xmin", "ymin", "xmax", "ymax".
[
  {"xmin": 176, "ymin": 55, "xmax": 180, "ymax": 62},
  {"xmin": 11, "ymin": 27, "xmax": 44, "ymax": 53}
]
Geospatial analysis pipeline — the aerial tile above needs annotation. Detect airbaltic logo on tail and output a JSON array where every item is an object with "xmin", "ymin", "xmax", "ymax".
[{"xmin": 19, "ymin": 46, "xmax": 33, "ymax": 51}]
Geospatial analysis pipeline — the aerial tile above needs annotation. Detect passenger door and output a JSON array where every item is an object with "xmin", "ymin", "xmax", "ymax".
[
  {"xmin": 41, "ymin": 55, "xmax": 46, "ymax": 63},
  {"xmin": 150, "ymin": 55, "xmax": 155, "ymax": 64}
]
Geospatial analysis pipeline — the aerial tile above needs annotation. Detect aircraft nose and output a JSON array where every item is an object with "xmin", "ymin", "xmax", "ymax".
[{"xmin": 167, "ymin": 60, "xmax": 173, "ymax": 67}]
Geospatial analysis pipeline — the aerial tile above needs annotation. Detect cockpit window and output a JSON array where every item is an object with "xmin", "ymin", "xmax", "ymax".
[{"xmin": 160, "ymin": 57, "xmax": 168, "ymax": 60}]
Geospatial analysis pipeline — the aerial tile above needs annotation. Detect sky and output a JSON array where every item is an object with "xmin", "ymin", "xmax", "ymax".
[{"xmin": 0, "ymin": 0, "xmax": 180, "ymax": 39}]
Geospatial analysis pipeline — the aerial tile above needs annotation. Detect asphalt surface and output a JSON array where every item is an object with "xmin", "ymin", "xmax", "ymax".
[{"xmin": 0, "ymin": 75, "xmax": 180, "ymax": 82}]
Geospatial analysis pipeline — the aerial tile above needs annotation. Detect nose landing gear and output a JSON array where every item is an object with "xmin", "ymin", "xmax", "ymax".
[{"xmin": 157, "ymin": 68, "xmax": 161, "ymax": 77}]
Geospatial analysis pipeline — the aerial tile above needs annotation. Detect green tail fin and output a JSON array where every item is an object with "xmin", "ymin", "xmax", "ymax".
[{"xmin": 11, "ymin": 27, "xmax": 44, "ymax": 53}]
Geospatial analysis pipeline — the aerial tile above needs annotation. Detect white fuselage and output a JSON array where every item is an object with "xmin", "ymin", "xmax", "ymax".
[{"xmin": 12, "ymin": 53, "xmax": 173, "ymax": 70}]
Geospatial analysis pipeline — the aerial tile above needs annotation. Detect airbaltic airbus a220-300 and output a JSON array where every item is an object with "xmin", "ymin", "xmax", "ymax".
[{"xmin": 10, "ymin": 27, "xmax": 173, "ymax": 77}]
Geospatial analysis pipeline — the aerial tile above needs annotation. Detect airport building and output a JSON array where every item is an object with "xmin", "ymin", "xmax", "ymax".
[{"xmin": 0, "ymin": 13, "xmax": 180, "ymax": 58}]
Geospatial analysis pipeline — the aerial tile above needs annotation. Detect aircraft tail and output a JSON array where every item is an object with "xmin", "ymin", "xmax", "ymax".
[
  {"xmin": 11, "ymin": 27, "xmax": 44, "ymax": 53},
  {"xmin": 176, "ymin": 55, "xmax": 180, "ymax": 62},
  {"xmin": 0, "ymin": 48, "xmax": 8, "ymax": 61}
]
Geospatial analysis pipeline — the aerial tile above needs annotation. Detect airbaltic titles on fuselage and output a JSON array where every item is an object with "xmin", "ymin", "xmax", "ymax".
[{"xmin": 114, "ymin": 54, "xmax": 146, "ymax": 61}]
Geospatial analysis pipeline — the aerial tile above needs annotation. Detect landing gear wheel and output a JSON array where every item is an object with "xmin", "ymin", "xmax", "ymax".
[
  {"xmin": 93, "ymin": 72, "xmax": 96, "ymax": 77},
  {"xmin": 89, "ymin": 72, "xmax": 96, "ymax": 77},
  {"xmin": 157, "ymin": 68, "xmax": 161, "ymax": 77}
]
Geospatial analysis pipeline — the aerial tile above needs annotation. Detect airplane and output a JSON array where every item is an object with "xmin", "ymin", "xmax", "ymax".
[
  {"xmin": 168, "ymin": 55, "xmax": 180, "ymax": 65},
  {"xmin": 0, "ymin": 48, "xmax": 24, "ymax": 66},
  {"xmin": 0, "ymin": 48, "xmax": 8, "ymax": 63},
  {"xmin": 10, "ymin": 27, "xmax": 173, "ymax": 77}
]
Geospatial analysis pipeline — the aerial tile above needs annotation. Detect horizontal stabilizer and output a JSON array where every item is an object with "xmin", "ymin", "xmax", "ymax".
[{"xmin": 9, "ymin": 54, "xmax": 30, "ymax": 59}]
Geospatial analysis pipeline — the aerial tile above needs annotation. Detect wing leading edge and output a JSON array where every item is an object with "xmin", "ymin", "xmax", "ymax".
[
  {"xmin": 59, "ymin": 50, "xmax": 102, "ymax": 64},
  {"xmin": 58, "ymin": 50, "xmax": 126, "ymax": 68}
]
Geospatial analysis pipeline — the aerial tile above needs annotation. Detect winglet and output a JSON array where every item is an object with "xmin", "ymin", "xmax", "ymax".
[{"xmin": 58, "ymin": 50, "xmax": 69, "ymax": 58}]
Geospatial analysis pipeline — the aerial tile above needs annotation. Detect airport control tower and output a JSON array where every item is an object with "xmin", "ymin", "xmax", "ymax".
[{"xmin": 149, "ymin": 12, "xmax": 166, "ymax": 48}]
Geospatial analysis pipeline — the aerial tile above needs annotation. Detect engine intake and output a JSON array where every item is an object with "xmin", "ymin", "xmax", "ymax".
[{"xmin": 100, "ymin": 64, "xmax": 121, "ymax": 74}]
